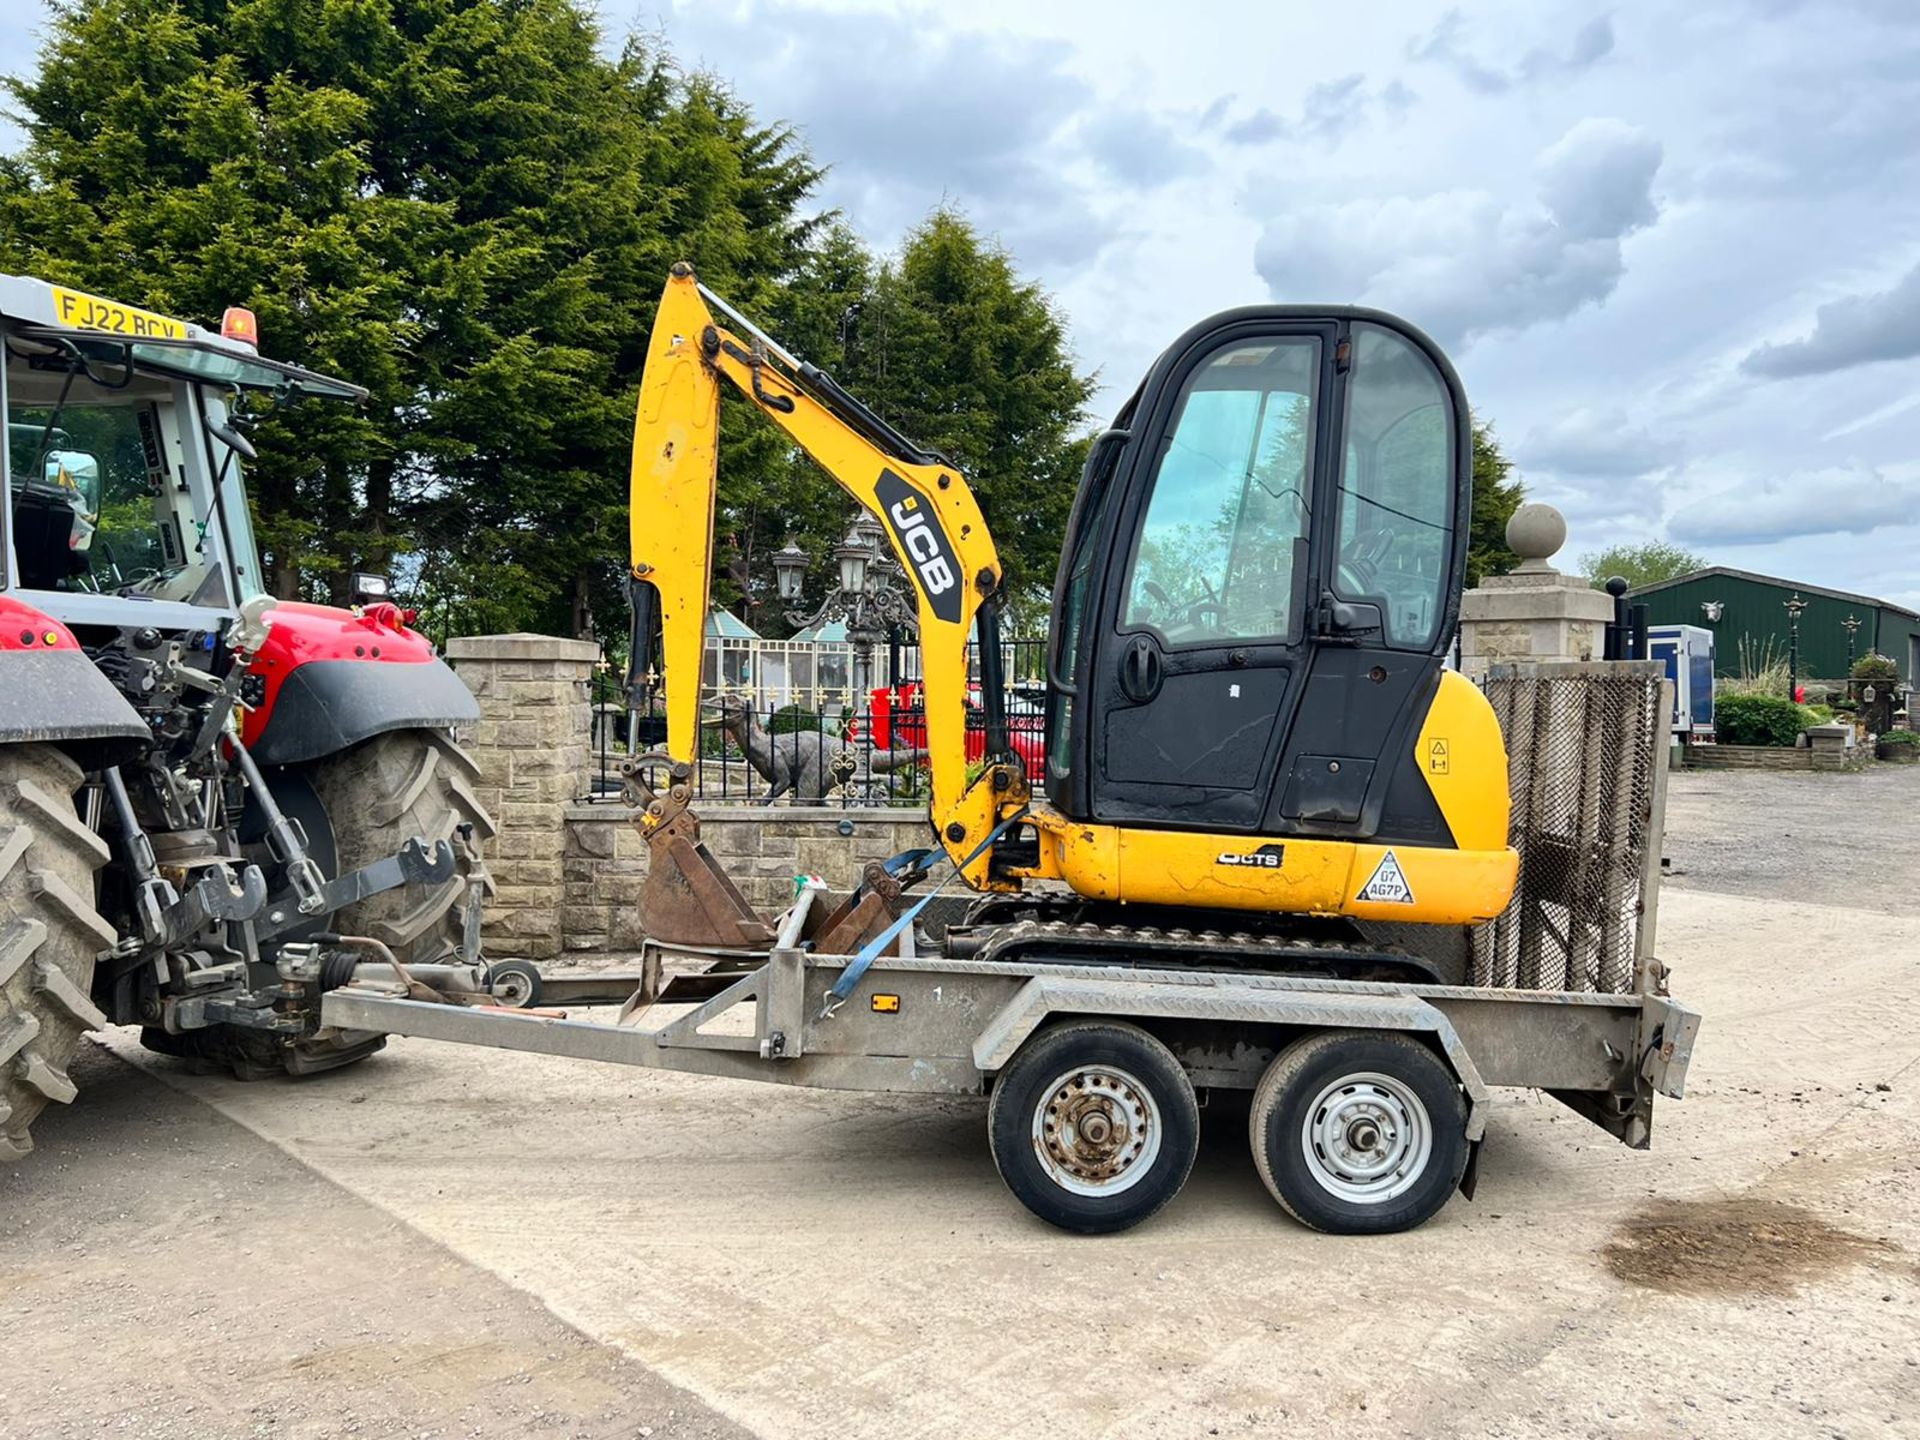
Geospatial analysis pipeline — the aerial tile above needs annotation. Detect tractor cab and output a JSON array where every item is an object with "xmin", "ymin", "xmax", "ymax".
[{"xmin": 0, "ymin": 276, "xmax": 364, "ymax": 627}]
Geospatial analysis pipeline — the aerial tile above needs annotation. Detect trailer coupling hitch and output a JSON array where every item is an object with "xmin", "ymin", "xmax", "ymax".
[{"xmin": 256, "ymin": 837, "xmax": 457, "ymax": 942}]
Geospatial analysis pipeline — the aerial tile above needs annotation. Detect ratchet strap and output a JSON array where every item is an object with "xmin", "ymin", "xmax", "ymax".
[{"xmin": 818, "ymin": 807, "xmax": 1030, "ymax": 1020}]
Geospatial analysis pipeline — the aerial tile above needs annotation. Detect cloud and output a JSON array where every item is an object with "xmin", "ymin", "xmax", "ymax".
[
  {"xmin": 1536, "ymin": 118, "xmax": 1662, "ymax": 239},
  {"xmin": 1523, "ymin": 406, "xmax": 1670, "ymax": 477},
  {"xmin": 657, "ymin": 1, "xmax": 1111, "ymax": 264},
  {"xmin": 1742, "ymin": 261, "xmax": 1920, "ymax": 378},
  {"xmin": 1251, "ymin": 118, "xmax": 1662, "ymax": 348},
  {"xmin": 1215, "ymin": 75, "xmax": 1414, "ymax": 148},
  {"xmin": 1079, "ymin": 109, "xmax": 1209, "ymax": 188},
  {"xmin": 1668, "ymin": 463, "xmax": 1919, "ymax": 545},
  {"xmin": 1408, "ymin": 10, "xmax": 1614, "ymax": 94}
]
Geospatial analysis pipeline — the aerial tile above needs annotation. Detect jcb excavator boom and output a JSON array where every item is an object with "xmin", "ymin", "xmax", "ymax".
[{"xmin": 626, "ymin": 265, "xmax": 1518, "ymax": 948}]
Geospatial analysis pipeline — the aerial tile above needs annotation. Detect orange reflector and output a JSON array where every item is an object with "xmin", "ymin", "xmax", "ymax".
[{"xmin": 221, "ymin": 306, "xmax": 259, "ymax": 345}]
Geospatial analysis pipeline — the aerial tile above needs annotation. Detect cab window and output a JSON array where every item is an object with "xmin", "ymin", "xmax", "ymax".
[
  {"xmin": 8, "ymin": 403, "xmax": 173, "ymax": 593},
  {"xmin": 1333, "ymin": 324, "xmax": 1454, "ymax": 650},
  {"xmin": 1123, "ymin": 337, "xmax": 1317, "ymax": 646}
]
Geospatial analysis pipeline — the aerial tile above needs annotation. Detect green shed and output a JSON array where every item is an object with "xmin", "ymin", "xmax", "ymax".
[{"xmin": 1627, "ymin": 567, "xmax": 1920, "ymax": 684}]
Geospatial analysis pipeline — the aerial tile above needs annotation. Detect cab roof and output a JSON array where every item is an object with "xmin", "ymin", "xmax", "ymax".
[{"xmin": 0, "ymin": 273, "xmax": 366, "ymax": 403}]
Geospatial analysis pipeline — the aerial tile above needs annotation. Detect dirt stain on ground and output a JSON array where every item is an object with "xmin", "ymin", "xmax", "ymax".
[{"xmin": 1603, "ymin": 1197, "xmax": 1901, "ymax": 1296}]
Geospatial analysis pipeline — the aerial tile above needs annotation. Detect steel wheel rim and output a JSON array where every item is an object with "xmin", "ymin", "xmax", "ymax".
[
  {"xmin": 1031, "ymin": 1062, "xmax": 1163, "ymax": 1197},
  {"xmin": 1300, "ymin": 1070, "xmax": 1432, "ymax": 1205}
]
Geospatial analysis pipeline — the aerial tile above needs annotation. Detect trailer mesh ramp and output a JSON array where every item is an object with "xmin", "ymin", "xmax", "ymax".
[{"xmin": 1473, "ymin": 661, "xmax": 1664, "ymax": 994}]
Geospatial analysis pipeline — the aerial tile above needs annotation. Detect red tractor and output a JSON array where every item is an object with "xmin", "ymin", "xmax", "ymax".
[{"xmin": 0, "ymin": 276, "xmax": 491, "ymax": 1159}]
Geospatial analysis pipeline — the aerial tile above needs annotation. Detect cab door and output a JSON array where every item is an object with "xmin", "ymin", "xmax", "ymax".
[{"xmin": 1085, "ymin": 324, "xmax": 1333, "ymax": 831}]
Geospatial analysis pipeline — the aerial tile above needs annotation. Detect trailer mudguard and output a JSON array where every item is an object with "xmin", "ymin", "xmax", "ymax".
[
  {"xmin": 0, "ymin": 596, "xmax": 149, "ymax": 762},
  {"xmin": 243, "ymin": 602, "xmax": 479, "ymax": 767}
]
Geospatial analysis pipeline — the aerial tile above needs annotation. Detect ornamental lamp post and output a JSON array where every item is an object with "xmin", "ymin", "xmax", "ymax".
[
  {"xmin": 1783, "ymin": 592, "xmax": 1807, "ymax": 702},
  {"xmin": 770, "ymin": 538, "xmax": 808, "ymax": 603},
  {"xmin": 833, "ymin": 521, "xmax": 870, "ymax": 599},
  {"xmin": 1842, "ymin": 613, "xmax": 1861, "ymax": 670}
]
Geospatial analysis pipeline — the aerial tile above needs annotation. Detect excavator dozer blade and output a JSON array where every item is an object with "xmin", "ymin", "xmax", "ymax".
[{"xmin": 625, "ymin": 755, "xmax": 775, "ymax": 950}]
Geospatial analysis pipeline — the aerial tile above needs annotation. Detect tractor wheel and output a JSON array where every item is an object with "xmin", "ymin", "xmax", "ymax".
[
  {"xmin": 305, "ymin": 727, "xmax": 496, "ymax": 966},
  {"xmin": 143, "ymin": 728, "xmax": 495, "ymax": 1082},
  {"xmin": 0, "ymin": 744, "xmax": 112, "ymax": 1161}
]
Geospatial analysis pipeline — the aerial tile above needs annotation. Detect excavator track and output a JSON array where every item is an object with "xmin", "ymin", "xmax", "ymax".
[{"xmin": 944, "ymin": 904, "xmax": 1443, "ymax": 986}]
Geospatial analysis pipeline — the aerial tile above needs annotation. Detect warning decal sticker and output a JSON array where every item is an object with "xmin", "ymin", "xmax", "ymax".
[{"xmin": 1357, "ymin": 850, "xmax": 1416, "ymax": 905}]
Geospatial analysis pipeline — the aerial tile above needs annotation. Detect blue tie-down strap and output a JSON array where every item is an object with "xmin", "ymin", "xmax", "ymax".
[{"xmin": 818, "ymin": 808, "xmax": 1029, "ymax": 1020}]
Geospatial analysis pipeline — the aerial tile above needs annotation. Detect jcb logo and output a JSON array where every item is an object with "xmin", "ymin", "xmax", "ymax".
[{"xmin": 876, "ymin": 470, "xmax": 963, "ymax": 623}]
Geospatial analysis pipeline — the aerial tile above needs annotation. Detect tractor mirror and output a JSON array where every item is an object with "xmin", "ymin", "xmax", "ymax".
[{"xmin": 206, "ymin": 418, "xmax": 257, "ymax": 462}]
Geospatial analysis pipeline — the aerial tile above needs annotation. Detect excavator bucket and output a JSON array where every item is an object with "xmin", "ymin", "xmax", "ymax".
[
  {"xmin": 624, "ymin": 755, "xmax": 774, "ymax": 950},
  {"xmin": 805, "ymin": 856, "xmax": 931, "ymax": 957}
]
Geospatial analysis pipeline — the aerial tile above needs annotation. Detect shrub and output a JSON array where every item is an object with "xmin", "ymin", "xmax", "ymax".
[
  {"xmin": 1880, "ymin": 729, "xmax": 1920, "ymax": 749},
  {"xmin": 768, "ymin": 704, "xmax": 824, "ymax": 737},
  {"xmin": 1799, "ymin": 703, "xmax": 1834, "ymax": 725},
  {"xmin": 1851, "ymin": 652, "xmax": 1899, "ymax": 682},
  {"xmin": 1715, "ymin": 692, "xmax": 1806, "ymax": 747}
]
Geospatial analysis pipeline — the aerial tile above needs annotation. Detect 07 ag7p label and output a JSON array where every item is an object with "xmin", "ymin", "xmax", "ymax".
[
  {"xmin": 1356, "ymin": 850, "xmax": 1416, "ymax": 904},
  {"xmin": 1216, "ymin": 844, "xmax": 1285, "ymax": 869}
]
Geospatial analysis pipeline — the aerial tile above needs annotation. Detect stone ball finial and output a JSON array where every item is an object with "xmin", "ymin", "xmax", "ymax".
[{"xmin": 1506, "ymin": 502, "xmax": 1567, "ymax": 571}]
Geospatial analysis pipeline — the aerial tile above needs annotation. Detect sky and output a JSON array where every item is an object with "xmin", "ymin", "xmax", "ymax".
[{"xmin": 4, "ymin": 0, "xmax": 1918, "ymax": 610}]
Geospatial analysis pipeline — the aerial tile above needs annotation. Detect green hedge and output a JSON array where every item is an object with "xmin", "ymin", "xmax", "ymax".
[
  {"xmin": 1716, "ymin": 692, "xmax": 1805, "ymax": 747},
  {"xmin": 1880, "ymin": 729, "xmax": 1920, "ymax": 749}
]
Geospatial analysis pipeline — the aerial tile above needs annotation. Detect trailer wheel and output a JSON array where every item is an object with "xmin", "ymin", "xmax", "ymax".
[
  {"xmin": 1248, "ymin": 1030, "xmax": 1468, "ymax": 1235},
  {"xmin": 486, "ymin": 959, "xmax": 542, "ymax": 1009},
  {"xmin": 987, "ymin": 1020, "xmax": 1198, "ymax": 1234}
]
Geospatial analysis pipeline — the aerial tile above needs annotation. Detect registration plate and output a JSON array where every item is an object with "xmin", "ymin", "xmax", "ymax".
[{"xmin": 50, "ymin": 286, "xmax": 188, "ymax": 340}]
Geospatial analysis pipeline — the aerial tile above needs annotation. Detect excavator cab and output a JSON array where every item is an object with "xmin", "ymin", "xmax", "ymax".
[{"xmin": 1045, "ymin": 310, "xmax": 1472, "ymax": 847}]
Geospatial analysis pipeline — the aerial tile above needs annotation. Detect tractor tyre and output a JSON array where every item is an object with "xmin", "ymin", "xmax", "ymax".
[
  {"xmin": 141, "ymin": 728, "xmax": 495, "ymax": 1082},
  {"xmin": 0, "ymin": 744, "xmax": 112, "ymax": 1161},
  {"xmin": 305, "ymin": 727, "xmax": 497, "ymax": 966}
]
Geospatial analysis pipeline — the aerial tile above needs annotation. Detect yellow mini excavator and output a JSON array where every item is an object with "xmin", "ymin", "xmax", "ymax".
[{"xmin": 623, "ymin": 264, "xmax": 1518, "ymax": 982}]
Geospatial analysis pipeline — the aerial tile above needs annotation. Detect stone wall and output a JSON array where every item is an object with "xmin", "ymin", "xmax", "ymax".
[
  {"xmin": 1686, "ymin": 744, "xmax": 1812, "ymax": 771},
  {"xmin": 562, "ymin": 805, "xmax": 932, "ymax": 952},
  {"xmin": 444, "ymin": 633, "xmax": 601, "ymax": 959}
]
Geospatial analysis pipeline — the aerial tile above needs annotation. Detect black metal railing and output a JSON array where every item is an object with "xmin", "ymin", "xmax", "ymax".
[{"xmin": 581, "ymin": 665, "xmax": 1047, "ymax": 808}]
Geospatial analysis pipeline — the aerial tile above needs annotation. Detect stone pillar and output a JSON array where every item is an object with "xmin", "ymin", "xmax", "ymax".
[
  {"xmin": 444, "ymin": 633, "xmax": 600, "ymax": 959},
  {"xmin": 1457, "ymin": 503, "xmax": 1615, "ymax": 680}
]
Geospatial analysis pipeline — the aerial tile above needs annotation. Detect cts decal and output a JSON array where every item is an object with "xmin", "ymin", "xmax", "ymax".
[
  {"xmin": 1217, "ymin": 843, "xmax": 1285, "ymax": 869},
  {"xmin": 875, "ymin": 469, "xmax": 962, "ymax": 623}
]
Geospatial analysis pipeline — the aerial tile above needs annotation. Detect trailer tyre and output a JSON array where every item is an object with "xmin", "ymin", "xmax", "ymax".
[
  {"xmin": 486, "ymin": 959, "xmax": 542, "ymax": 1009},
  {"xmin": 987, "ymin": 1020, "xmax": 1198, "ymax": 1235},
  {"xmin": 1249, "ymin": 1030, "xmax": 1468, "ymax": 1235},
  {"xmin": 0, "ymin": 745, "xmax": 111, "ymax": 1161}
]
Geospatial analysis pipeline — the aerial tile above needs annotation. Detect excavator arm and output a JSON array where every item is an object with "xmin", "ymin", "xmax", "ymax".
[{"xmin": 628, "ymin": 265, "xmax": 1022, "ymax": 884}]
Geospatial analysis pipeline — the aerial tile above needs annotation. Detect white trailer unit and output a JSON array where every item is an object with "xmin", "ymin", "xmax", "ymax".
[{"xmin": 319, "ymin": 662, "xmax": 1700, "ymax": 1236}]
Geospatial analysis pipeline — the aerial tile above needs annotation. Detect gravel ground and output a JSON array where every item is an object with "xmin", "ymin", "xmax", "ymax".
[
  {"xmin": 1663, "ymin": 760, "xmax": 1920, "ymax": 914},
  {"xmin": 0, "ymin": 1043, "xmax": 749, "ymax": 1440},
  {"xmin": 4, "ymin": 763, "xmax": 1918, "ymax": 1438}
]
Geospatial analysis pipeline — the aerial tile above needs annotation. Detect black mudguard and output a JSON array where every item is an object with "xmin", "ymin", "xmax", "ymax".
[
  {"xmin": 0, "ymin": 649, "xmax": 149, "ymax": 765},
  {"xmin": 249, "ymin": 657, "xmax": 480, "ymax": 766}
]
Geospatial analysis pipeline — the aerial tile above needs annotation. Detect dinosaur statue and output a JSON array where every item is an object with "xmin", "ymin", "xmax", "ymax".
[{"xmin": 710, "ymin": 695, "xmax": 928, "ymax": 804}]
